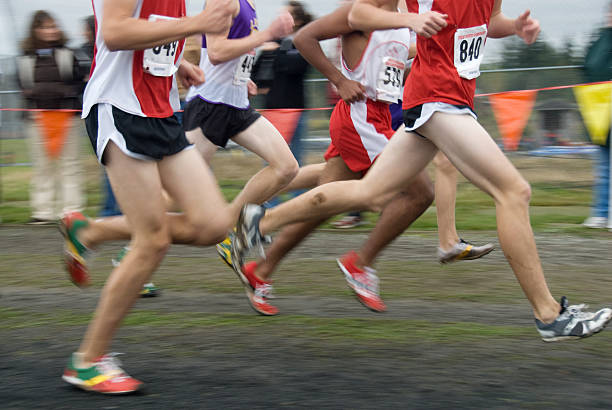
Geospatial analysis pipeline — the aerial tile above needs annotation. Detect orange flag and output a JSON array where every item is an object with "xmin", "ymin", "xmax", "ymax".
[
  {"xmin": 489, "ymin": 90, "xmax": 537, "ymax": 151},
  {"xmin": 261, "ymin": 109, "xmax": 302, "ymax": 144},
  {"xmin": 34, "ymin": 111, "xmax": 72, "ymax": 159}
]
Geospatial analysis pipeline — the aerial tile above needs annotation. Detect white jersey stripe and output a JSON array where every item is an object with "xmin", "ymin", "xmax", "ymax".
[{"xmin": 350, "ymin": 101, "xmax": 390, "ymax": 163}]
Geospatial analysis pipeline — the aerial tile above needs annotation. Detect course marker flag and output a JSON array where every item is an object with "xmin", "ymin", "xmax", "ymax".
[
  {"xmin": 260, "ymin": 109, "xmax": 302, "ymax": 144},
  {"xmin": 34, "ymin": 110, "xmax": 72, "ymax": 159},
  {"xmin": 489, "ymin": 90, "xmax": 537, "ymax": 151},
  {"xmin": 573, "ymin": 83, "xmax": 612, "ymax": 146}
]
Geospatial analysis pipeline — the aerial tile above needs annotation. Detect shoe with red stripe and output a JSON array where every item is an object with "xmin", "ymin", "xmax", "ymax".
[
  {"xmin": 337, "ymin": 251, "xmax": 386, "ymax": 312},
  {"xmin": 62, "ymin": 352, "xmax": 143, "ymax": 394},
  {"xmin": 59, "ymin": 212, "xmax": 91, "ymax": 288},
  {"xmin": 238, "ymin": 262, "xmax": 279, "ymax": 316}
]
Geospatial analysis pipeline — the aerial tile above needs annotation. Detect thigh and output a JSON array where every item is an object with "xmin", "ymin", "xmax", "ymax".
[
  {"xmin": 104, "ymin": 142, "xmax": 166, "ymax": 235},
  {"xmin": 320, "ymin": 156, "xmax": 361, "ymax": 184},
  {"xmin": 419, "ymin": 112, "xmax": 525, "ymax": 199},
  {"xmin": 185, "ymin": 128, "xmax": 218, "ymax": 163},
  {"xmin": 232, "ymin": 116, "xmax": 296, "ymax": 167},
  {"xmin": 360, "ymin": 127, "xmax": 438, "ymax": 198},
  {"xmin": 157, "ymin": 147, "xmax": 227, "ymax": 223}
]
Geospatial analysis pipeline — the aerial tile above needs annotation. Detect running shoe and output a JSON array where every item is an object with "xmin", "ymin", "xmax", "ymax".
[
  {"xmin": 582, "ymin": 216, "xmax": 608, "ymax": 229},
  {"xmin": 59, "ymin": 211, "xmax": 91, "ymax": 288},
  {"xmin": 111, "ymin": 246, "xmax": 129, "ymax": 268},
  {"xmin": 232, "ymin": 204, "xmax": 267, "ymax": 270},
  {"xmin": 337, "ymin": 251, "xmax": 386, "ymax": 312},
  {"xmin": 236, "ymin": 261, "xmax": 278, "ymax": 316},
  {"xmin": 216, "ymin": 233, "xmax": 235, "ymax": 269},
  {"xmin": 535, "ymin": 297, "xmax": 612, "ymax": 342},
  {"xmin": 62, "ymin": 352, "xmax": 143, "ymax": 394},
  {"xmin": 112, "ymin": 247, "xmax": 160, "ymax": 298},
  {"xmin": 331, "ymin": 214, "xmax": 365, "ymax": 229},
  {"xmin": 139, "ymin": 282, "xmax": 160, "ymax": 298},
  {"xmin": 437, "ymin": 238, "xmax": 494, "ymax": 264}
]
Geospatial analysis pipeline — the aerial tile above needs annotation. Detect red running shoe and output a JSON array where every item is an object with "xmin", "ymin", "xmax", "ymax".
[
  {"xmin": 59, "ymin": 211, "xmax": 91, "ymax": 287},
  {"xmin": 337, "ymin": 251, "xmax": 386, "ymax": 312},
  {"xmin": 62, "ymin": 353, "xmax": 143, "ymax": 394},
  {"xmin": 240, "ymin": 262, "xmax": 279, "ymax": 316}
]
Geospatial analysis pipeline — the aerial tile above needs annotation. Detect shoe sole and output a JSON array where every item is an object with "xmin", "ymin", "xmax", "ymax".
[
  {"xmin": 62, "ymin": 375, "xmax": 143, "ymax": 395},
  {"xmin": 439, "ymin": 245, "xmax": 495, "ymax": 264},
  {"xmin": 58, "ymin": 221, "xmax": 90, "ymax": 288},
  {"xmin": 216, "ymin": 244, "xmax": 234, "ymax": 269},
  {"xmin": 541, "ymin": 312, "xmax": 612, "ymax": 342},
  {"xmin": 336, "ymin": 259, "xmax": 385, "ymax": 313},
  {"xmin": 244, "ymin": 288, "xmax": 278, "ymax": 316}
]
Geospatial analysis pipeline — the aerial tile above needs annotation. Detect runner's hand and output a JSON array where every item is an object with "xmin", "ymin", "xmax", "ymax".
[
  {"xmin": 337, "ymin": 77, "xmax": 366, "ymax": 104},
  {"xmin": 514, "ymin": 10, "xmax": 540, "ymax": 45},
  {"xmin": 247, "ymin": 80, "xmax": 258, "ymax": 97},
  {"xmin": 410, "ymin": 11, "xmax": 448, "ymax": 38},
  {"xmin": 198, "ymin": 0, "xmax": 235, "ymax": 34},
  {"xmin": 178, "ymin": 61, "xmax": 205, "ymax": 88},
  {"xmin": 267, "ymin": 11, "xmax": 295, "ymax": 39}
]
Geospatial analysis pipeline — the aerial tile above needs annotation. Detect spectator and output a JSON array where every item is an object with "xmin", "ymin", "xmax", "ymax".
[
  {"xmin": 582, "ymin": 4, "xmax": 612, "ymax": 229},
  {"xmin": 253, "ymin": 1, "xmax": 313, "ymax": 167},
  {"xmin": 17, "ymin": 10, "xmax": 84, "ymax": 224}
]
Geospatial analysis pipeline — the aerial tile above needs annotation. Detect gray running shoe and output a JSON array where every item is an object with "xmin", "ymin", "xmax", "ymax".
[
  {"xmin": 232, "ymin": 204, "xmax": 267, "ymax": 270},
  {"xmin": 535, "ymin": 296, "xmax": 612, "ymax": 342},
  {"xmin": 437, "ymin": 239, "xmax": 494, "ymax": 264}
]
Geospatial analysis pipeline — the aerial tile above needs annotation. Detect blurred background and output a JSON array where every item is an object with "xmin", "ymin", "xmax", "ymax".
[{"xmin": 0, "ymin": 0, "xmax": 610, "ymax": 230}]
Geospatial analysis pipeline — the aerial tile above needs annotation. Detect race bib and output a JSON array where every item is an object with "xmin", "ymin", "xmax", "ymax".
[
  {"xmin": 233, "ymin": 51, "xmax": 256, "ymax": 86},
  {"xmin": 376, "ymin": 57, "xmax": 405, "ymax": 103},
  {"xmin": 143, "ymin": 15, "xmax": 180, "ymax": 77},
  {"xmin": 453, "ymin": 24, "xmax": 487, "ymax": 80}
]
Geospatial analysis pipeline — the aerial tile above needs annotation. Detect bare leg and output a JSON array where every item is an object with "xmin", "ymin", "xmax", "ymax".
[
  {"xmin": 79, "ymin": 148, "xmax": 232, "ymax": 249},
  {"xmin": 255, "ymin": 157, "xmax": 360, "ymax": 280},
  {"xmin": 433, "ymin": 152, "xmax": 460, "ymax": 250},
  {"xmin": 357, "ymin": 170, "xmax": 434, "ymax": 268},
  {"xmin": 229, "ymin": 117, "xmax": 299, "ymax": 220},
  {"xmin": 278, "ymin": 162, "xmax": 326, "ymax": 194},
  {"xmin": 259, "ymin": 128, "xmax": 438, "ymax": 234},
  {"xmin": 420, "ymin": 112, "xmax": 559, "ymax": 322},
  {"xmin": 79, "ymin": 144, "xmax": 232, "ymax": 362}
]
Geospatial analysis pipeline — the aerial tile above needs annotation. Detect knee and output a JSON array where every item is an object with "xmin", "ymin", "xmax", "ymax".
[
  {"xmin": 502, "ymin": 178, "xmax": 532, "ymax": 207},
  {"xmin": 275, "ymin": 158, "xmax": 299, "ymax": 186},
  {"xmin": 187, "ymin": 211, "xmax": 233, "ymax": 245},
  {"xmin": 419, "ymin": 181, "xmax": 435, "ymax": 209},
  {"xmin": 132, "ymin": 229, "xmax": 170, "ymax": 264}
]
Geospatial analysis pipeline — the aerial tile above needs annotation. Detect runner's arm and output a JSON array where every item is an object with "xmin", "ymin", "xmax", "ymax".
[
  {"xmin": 102, "ymin": 0, "xmax": 235, "ymax": 51},
  {"xmin": 206, "ymin": 10, "xmax": 294, "ymax": 65},
  {"xmin": 348, "ymin": 0, "xmax": 447, "ymax": 38},
  {"xmin": 489, "ymin": 0, "xmax": 540, "ymax": 44},
  {"xmin": 293, "ymin": 4, "xmax": 365, "ymax": 104},
  {"xmin": 293, "ymin": 4, "xmax": 354, "ymax": 90}
]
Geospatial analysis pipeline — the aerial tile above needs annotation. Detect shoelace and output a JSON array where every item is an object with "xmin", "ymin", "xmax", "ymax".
[
  {"xmin": 255, "ymin": 283, "xmax": 274, "ymax": 299},
  {"xmin": 567, "ymin": 304, "xmax": 594, "ymax": 320},
  {"xmin": 97, "ymin": 353, "xmax": 126, "ymax": 379}
]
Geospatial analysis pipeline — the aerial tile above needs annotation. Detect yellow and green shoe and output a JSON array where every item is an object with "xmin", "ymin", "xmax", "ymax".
[{"xmin": 62, "ymin": 352, "xmax": 143, "ymax": 394}]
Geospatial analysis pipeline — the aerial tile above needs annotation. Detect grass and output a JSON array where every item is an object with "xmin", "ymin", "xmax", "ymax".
[
  {"xmin": 0, "ymin": 135, "xmax": 601, "ymax": 232},
  {"xmin": 0, "ymin": 306, "xmax": 535, "ymax": 343}
]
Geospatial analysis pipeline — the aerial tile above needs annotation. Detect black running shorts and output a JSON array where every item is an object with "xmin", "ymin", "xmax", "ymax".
[
  {"xmin": 85, "ymin": 103, "xmax": 192, "ymax": 165},
  {"xmin": 182, "ymin": 97, "xmax": 261, "ymax": 148}
]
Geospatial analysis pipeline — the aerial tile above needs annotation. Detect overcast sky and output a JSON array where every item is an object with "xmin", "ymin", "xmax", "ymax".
[{"xmin": 1, "ymin": 0, "xmax": 609, "ymax": 62}]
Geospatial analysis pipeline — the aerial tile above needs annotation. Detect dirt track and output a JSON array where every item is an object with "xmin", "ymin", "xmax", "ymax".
[{"xmin": 1, "ymin": 226, "xmax": 612, "ymax": 409}]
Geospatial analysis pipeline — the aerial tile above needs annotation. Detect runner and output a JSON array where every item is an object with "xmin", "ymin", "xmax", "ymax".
[
  {"xmin": 224, "ymin": 2, "xmax": 491, "ymax": 315},
  {"xmin": 232, "ymin": 0, "xmax": 612, "ymax": 341},
  {"xmin": 182, "ymin": 0, "xmax": 300, "ymax": 224},
  {"xmin": 60, "ymin": 0, "xmax": 235, "ymax": 394}
]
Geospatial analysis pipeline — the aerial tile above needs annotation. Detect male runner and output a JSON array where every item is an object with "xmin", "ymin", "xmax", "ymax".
[
  {"xmin": 60, "ymin": 0, "xmax": 235, "ymax": 394},
  {"xmin": 183, "ymin": 0, "xmax": 300, "ymax": 223},
  {"xmin": 226, "ymin": 2, "xmax": 491, "ymax": 316},
  {"xmin": 232, "ymin": 0, "xmax": 612, "ymax": 341}
]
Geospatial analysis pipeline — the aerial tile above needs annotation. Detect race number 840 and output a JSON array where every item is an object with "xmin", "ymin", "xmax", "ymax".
[{"xmin": 454, "ymin": 25, "xmax": 487, "ymax": 80}]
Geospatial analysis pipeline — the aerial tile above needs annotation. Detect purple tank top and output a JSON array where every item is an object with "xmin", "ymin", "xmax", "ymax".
[{"xmin": 202, "ymin": 0, "xmax": 258, "ymax": 47}]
